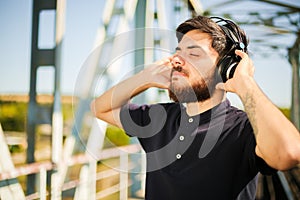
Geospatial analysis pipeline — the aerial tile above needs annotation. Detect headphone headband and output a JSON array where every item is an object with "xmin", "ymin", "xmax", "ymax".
[
  {"xmin": 209, "ymin": 16, "xmax": 246, "ymax": 82},
  {"xmin": 210, "ymin": 16, "xmax": 245, "ymax": 51}
]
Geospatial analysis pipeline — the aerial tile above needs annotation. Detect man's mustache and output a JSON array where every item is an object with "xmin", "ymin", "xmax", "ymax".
[{"xmin": 171, "ymin": 66, "xmax": 189, "ymax": 77}]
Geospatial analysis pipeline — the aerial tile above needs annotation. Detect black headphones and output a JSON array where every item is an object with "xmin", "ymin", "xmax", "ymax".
[{"xmin": 210, "ymin": 16, "xmax": 246, "ymax": 82}]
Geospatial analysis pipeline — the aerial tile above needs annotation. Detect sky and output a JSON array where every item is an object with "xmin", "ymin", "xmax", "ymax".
[{"xmin": 0, "ymin": 0, "xmax": 297, "ymax": 108}]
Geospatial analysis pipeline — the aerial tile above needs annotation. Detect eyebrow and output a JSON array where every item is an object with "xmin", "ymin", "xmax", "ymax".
[
  {"xmin": 187, "ymin": 45, "xmax": 204, "ymax": 50},
  {"xmin": 175, "ymin": 45, "xmax": 205, "ymax": 52}
]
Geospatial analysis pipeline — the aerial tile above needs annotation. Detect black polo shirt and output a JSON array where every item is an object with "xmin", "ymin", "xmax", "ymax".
[{"xmin": 120, "ymin": 99, "xmax": 276, "ymax": 200}]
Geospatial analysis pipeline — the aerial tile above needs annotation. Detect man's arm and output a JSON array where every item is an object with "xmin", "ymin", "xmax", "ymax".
[
  {"xmin": 90, "ymin": 59, "xmax": 172, "ymax": 128},
  {"xmin": 217, "ymin": 50, "xmax": 300, "ymax": 170}
]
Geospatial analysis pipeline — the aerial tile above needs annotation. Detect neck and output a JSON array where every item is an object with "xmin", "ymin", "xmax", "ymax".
[{"xmin": 186, "ymin": 89, "xmax": 226, "ymax": 116}]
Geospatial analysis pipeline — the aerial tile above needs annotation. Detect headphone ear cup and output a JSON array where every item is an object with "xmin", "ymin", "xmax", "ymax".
[{"xmin": 218, "ymin": 55, "xmax": 239, "ymax": 82}]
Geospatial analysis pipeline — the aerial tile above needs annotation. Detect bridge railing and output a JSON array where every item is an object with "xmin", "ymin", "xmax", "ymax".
[{"xmin": 0, "ymin": 142, "xmax": 143, "ymax": 200}]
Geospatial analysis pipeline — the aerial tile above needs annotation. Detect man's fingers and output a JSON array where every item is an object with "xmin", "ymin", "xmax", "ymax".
[
  {"xmin": 156, "ymin": 57, "xmax": 172, "ymax": 66},
  {"xmin": 216, "ymin": 81, "xmax": 235, "ymax": 93},
  {"xmin": 235, "ymin": 49, "xmax": 247, "ymax": 59},
  {"xmin": 215, "ymin": 83, "xmax": 225, "ymax": 91}
]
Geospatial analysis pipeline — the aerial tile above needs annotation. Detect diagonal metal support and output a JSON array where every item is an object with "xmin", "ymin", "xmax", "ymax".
[{"xmin": 0, "ymin": 124, "xmax": 25, "ymax": 200}]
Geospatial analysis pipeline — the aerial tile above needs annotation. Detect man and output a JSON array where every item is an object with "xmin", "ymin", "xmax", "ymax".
[{"xmin": 90, "ymin": 15, "xmax": 300, "ymax": 199}]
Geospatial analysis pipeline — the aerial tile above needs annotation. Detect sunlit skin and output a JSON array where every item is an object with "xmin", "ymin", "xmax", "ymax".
[
  {"xmin": 172, "ymin": 30, "xmax": 219, "ymax": 81},
  {"xmin": 169, "ymin": 30, "xmax": 225, "ymax": 115}
]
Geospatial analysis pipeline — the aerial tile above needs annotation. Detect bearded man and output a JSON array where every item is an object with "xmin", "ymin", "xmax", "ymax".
[{"xmin": 90, "ymin": 15, "xmax": 300, "ymax": 200}]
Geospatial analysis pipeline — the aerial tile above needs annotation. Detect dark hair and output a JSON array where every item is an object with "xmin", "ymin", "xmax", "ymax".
[{"xmin": 176, "ymin": 15, "xmax": 248, "ymax": 62}]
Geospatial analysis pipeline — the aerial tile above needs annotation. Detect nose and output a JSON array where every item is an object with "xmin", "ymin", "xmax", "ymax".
[{"xmin": 172, "ymin": 54, "xmax": 185, "ymax": 67}]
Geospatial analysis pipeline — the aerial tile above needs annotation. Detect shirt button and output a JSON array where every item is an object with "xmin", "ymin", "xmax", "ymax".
[
  {"xmin": 179, "ymin": 135, "xmax": 185, "ymax": 141},
  {"xmin": 176, "ymin": 154, "xmax": 182, "ymax": 159},
  {"xmin": 188, "ymin": 118, "xmax": 193, "ymax": 123}
]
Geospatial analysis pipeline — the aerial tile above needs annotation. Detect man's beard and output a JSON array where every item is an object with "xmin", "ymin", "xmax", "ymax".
[{"xmin": 168, "ymin": 67, "xmax": 220, "ymax": 103}]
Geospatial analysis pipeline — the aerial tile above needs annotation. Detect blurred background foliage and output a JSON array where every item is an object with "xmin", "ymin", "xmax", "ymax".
[
  {"xmin": 0, "ymin": 98, "xmax": 130, "ymax": 153},
  {"xmin": 0, "ymin": 101, "xmax": 27, "ymax": 132}
]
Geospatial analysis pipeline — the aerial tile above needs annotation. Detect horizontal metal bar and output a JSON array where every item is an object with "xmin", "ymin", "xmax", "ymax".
[
  {"xmin": 34, "ymin": 0, "xmax": 56, "ymax": 11},
  {"xmin": 34, "ymin": 49, "xmax": 55, "ymax": 67},
  {"xmin": 35, "ymin": 104, "xmax": 53, "ymax": 124},
  {"xmin": 0, "ymin": 144, "xmax": 141, "ymax": 180}
]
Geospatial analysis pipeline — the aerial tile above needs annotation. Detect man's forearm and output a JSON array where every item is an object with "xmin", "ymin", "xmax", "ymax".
[
  {"xmin": 91, "ymin": 72, "xmax": 150, "ymax": 116},
  {"xmin": 239, "ymin": 77, "xmax": 300, "ymax": 170},
  {"xmin": 90, "ymin": 59, "xmax": 171, "ymax": 127}
]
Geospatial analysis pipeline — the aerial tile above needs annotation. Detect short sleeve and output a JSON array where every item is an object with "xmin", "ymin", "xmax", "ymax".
[
  {"xmin": 120, "ymin": 104, "xmax": 151, "ymax": 137},
  {"xmin": 254, "ymin": 154, "xmax": 277, "ymax": 175},
  {"xmin": 120, "ymin": 103, "xmax": 169, "ymax": 138}
]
